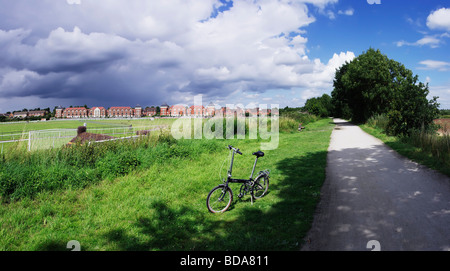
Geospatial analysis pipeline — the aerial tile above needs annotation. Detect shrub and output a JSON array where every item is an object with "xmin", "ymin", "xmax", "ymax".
[{"xmin": 96, "ymin": 150, "xmax": 141, "ymax": 179}]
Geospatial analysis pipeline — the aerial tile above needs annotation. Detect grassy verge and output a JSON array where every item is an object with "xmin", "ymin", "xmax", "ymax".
[
  {"xmin": 360, "ymin": 124, "xmax": 450, "ymax": 177},
  {"xmin": 0, "ymin": 118, "xmax": 334, "ymax": 251}
]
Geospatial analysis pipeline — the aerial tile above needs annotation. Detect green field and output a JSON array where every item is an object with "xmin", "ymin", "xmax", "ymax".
[
  {"xmin": 0, "ymin": 118, "xmax": 175, "ymax": 154},
  {"xmin": 0, "ymin": 118, "xmax": 334, "ymax": 251}
]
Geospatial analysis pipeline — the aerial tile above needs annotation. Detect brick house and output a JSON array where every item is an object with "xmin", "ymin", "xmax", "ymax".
[
  {"xmin": 108, "ymin": 106, "xmax": 134, "ymax": 118},
  {"xmin": 134, "ymin": 105, "xmax": 142, "ymax": 118},
  {"xmin": 143, "ymin": 107, "xmax": 157, "ymax": 116},
  {"xmin": 160, "ymin": 103, "xmax": 170, "ymax": 116},
  {"xmin": 63, "ymin": 107, "xmax": 88, "ymax": 118},
  {"xmin": 28, "ymin": 110, "xmax": 48, "ymax": 117},
  {"xmin": 189, "ymin": 105, "xmax": 205, "ymax": 117},
  {"xmin": 205, "ymin": 102, "xmax": 216, "ymax": 117},
  {"xmin": 13, "ymin": 111, "xmax": 28, "ymax": 118},
  {"xmin": 170, "ymin": 104, "xmax": 188, "ymax": 116},
  {"xmin": 258, "ymin": 108, "xmax": 272, "ymax": 116},
  {"xmin": 88, "ymin": 107, "xmax": 107, "ymax": 118},
  {"xmin": 55, "ymin": 106, "xmax": 64, "ymax": 118}
]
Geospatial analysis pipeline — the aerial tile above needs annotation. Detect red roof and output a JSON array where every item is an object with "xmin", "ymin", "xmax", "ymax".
[
  {"xmin": 109, "ymin": 106, "xmax": 132, "ymax": 109},
  {"xmin": 65, "ymin": 107, "xmax": 87, "ymax": 111}
]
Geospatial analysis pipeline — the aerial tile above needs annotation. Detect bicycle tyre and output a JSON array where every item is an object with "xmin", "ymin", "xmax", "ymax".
[
  {"xmin": 252, "ymin": 175, "xmax": 269, "ymax": 199},
  {"xmin": 206, "ymin": 185, "xmax": 233, "ymax": 213}
]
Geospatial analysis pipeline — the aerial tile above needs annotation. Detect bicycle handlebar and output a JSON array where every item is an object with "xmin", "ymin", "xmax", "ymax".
[{"xmin": 228, "ymin": 145, "xmax": 242, "ymax": 155}]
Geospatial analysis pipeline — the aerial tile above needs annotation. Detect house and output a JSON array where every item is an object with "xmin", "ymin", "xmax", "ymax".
[
  {"xmin": 143, "ymin": 107, "xmax": 157, "ymax": 116},
  {"xmin": 170, "ymin": 104, "xmax": 188, "ymax": 117},
  {"xmin": 160, "ymin": 103, "xmax": 170, "ymax": 116},
  {"xmin": 107, "ymin": 106, "xmax": 134, "ymax": 118},
  {"xmin": 205, "ymin": 102, "xmax": 216, "ymax": 117},
  {"xmin": 55, "ymin": 106, "xmax": 64, "ymax": 118},
  {"xmin": 63, "ymin": 107, "xmax": 88, "ymax": 118},
  {"xmin": 28, "ymin": 110, "xmax": 48, "ymax": 117},
  {"xmin": 89, "ymin": 107, "xmax": 107, "ymax": 118},
  {"xmin": 13, "ymin": 111, "xmax": 29, "ymax": 118},
  {"xmin": 189, "ymin": 105, "xmax": 205, "ymax": 117},
  {"xmin": 135, "ymin": 105, "xmax": 142, "ymax": 118}
]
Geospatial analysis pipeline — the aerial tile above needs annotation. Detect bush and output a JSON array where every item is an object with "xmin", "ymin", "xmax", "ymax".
[
  {"xmin": 367, "ymin": 114, "xmax": 389, "ymax": 132},
  {"xmin": 96, "ymin": 150, "xmax": 141, "ymax": 179}
]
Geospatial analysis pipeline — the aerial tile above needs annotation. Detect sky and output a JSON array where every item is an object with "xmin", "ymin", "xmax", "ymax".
[{"xmin": 0, "ymin": 0, "xmax": 449, "ymax": 112}]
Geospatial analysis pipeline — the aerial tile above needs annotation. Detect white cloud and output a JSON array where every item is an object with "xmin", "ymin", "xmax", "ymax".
[
  {"xmin": 0, "ymin": 0, "xmax": 345, "ymax": 110},
  {"xmin": 429, "ymin": 83, "xmax": 450, "ymax": 109},
  {"xmin": 338, "ymin": 8, "xmax": 354, "ymax": 16},
  {"xmin": 66, "ymin": 0, "xmax": 81, "ymax": 5},
  {"xmin": 397, "ymin": 8, "xmax": 450, "ymax": 49},
  {"xmin": 396, "ymin": 35, "xmax": 443, "ymax": 48},
  {"xmin": 418, "ymin": 60, "xmax": 450, "ymax": 71},
  {"xmin": 426, "ymin": 8, "xmax": 450, "ymax": 32}
]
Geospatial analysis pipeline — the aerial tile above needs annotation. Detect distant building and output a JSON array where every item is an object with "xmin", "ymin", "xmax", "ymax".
[
  {"xmin": 143, "ymin": 107, "xmax": 157, "ymax": 116},
  {"xmin": 13, "ymin": 111, "xmax": 29, "ymax": 118},
  {"xmin": 63, "ymin": 107, "xmax": 88, "ymax": 118},
  {"xmin": 55, "ymin": 106, "xmax": 64, "ymax": 118},
  {"xmin": 134, "ymin": 105, "xmax": 142, "ymax": 118},
  {"xmin": 189, "ymin": 105, "xmax": 205, "ymax": 117},
  {"xmin": 28, "ymin": 110, "xmax": 48, "ymax": 117},
  {"xmin": 160, "ymin": 103, "xmax": 170, "ymax": 116},
  {"xmin": 108, "ymin": 106, "xmax": 134, "ymax": 118},
  {"xmin": 89, "ymin": 107, "xmax": 107, "ymax": 118},
  {"xmin": 170, "ymin": 104, "xmax": 188, "ymax": 117},
  {"xmin": 205, "ymin": 102, "xmax": 216, "ymax": 117}
]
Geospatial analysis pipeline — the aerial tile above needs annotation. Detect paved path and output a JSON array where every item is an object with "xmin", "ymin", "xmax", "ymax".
[{"xmin": 301, "ymin": 119, "xmax": 450, "ymax": 251}]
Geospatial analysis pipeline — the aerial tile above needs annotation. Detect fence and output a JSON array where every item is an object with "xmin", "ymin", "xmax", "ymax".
[{"xmin": 0, "ymin": 125, "xmax": 168, "ymax": 153}]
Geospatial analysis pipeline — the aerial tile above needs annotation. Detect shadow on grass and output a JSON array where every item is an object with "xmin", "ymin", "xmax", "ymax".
[{"xmin": 99, "ymin": 151, "xmax": 329, "ymax": 251}]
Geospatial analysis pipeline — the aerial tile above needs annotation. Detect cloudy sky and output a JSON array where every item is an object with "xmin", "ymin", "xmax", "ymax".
[{"xmin": 0, "ymin": 0, "xmax": 449, "ymax": 112}]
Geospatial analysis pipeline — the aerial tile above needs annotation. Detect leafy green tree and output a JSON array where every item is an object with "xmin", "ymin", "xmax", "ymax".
[
  {"xmin": 332, "ymin": 48, "xmax": 439, "ymax": 135},
  {"xmin": 304, "ymin": 94, "xmax": 333, "ymax": 117}
]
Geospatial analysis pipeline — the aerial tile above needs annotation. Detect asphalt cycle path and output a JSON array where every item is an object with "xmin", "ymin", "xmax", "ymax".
[{"xmin": 301, "ymin": 119, "xmax": 450, "ymax": 251}]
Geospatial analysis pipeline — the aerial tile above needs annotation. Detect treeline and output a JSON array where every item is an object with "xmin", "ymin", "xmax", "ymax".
[{"xmin": 303, "ymin": 48, "xmax": 441, "ymax": 137}]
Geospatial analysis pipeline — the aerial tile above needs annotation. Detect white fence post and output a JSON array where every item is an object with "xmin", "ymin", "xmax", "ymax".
[{"xmin": 28, "ymin": 131, "xmax": 31, "ymax": 152}]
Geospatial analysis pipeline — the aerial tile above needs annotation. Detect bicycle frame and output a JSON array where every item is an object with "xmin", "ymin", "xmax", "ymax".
[{"xmin": 226, "ymin": 147, "xmax": 259, "ymax": 184}]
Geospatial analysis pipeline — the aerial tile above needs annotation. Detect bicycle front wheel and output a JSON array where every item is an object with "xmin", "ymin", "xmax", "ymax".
[{"xmin": 206, "ymin": 185, "xmax": 233, "ymax": 213}]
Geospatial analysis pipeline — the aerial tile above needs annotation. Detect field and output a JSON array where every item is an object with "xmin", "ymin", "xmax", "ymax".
[
  {"xmin": 0, "ymin": 118, "xmax": 174, "ymax": 153},
  {"xmin": 0, "ymin": 117, "xmax": 334, "ymax": 251},
  {"xmin": 434, "ymin": 118, "xmax": 450, "ymax": 135}
]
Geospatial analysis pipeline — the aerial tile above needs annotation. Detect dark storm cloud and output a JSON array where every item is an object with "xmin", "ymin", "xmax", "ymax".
[{"xmin": 0, "ymin": 0, "xmax": 353, "ymax": 112}]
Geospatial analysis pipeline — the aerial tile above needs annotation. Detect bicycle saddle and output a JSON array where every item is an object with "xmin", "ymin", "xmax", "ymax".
[{"xmin": 252, "ymin": 151, "xmax": 264, "ymax": 157}]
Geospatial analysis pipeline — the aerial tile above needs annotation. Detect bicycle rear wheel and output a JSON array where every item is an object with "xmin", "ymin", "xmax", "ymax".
[
  {"xmin": 206, "ymin": 185, "xmax": 233, "ymax": 213},
  {"xmin": 252, "ymin": 175, "xmax": 269, "ymax": 199}
]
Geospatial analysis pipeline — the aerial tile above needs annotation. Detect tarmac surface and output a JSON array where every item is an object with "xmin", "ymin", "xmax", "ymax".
[{"xmin": 301, "ymin": 119, "xmax": 450, "ymax": 251}]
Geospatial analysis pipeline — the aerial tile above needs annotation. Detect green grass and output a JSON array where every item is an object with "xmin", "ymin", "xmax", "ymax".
[
  {"xmin": 360, "ymin": 124, "xmax": 450, "ymax": 177},
  {"xmin": 0, "ymin": 118, "xmax": 175, "ymax": 154},
  {"xmin": 0, "ymin": 118, "xmax": 334, "ymax": 251}
]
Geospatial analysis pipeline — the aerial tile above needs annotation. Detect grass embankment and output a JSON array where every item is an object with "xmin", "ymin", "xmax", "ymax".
[
  {"xmin": 360, "ymin": 122, "xmax": 450, "ymax": 177},
  {"xmin": 0, "ymin": 118, "xmax": 334, "ymax": 251}
]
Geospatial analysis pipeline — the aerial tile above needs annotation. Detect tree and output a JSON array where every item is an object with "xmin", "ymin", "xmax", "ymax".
[
  {"xmin": 304, "ymin": 94, "xmax": 333, "ymax": 117},
  {"xmin": 332, "ymin": 48, "xmax": 439, "ymax": 135}
]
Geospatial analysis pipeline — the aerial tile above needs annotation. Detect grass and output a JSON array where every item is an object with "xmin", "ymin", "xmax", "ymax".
[
  {"xmin": 0, "ymin": 118, "xmax": 334, "ymax": 251},
  {"xmin": 0, "ymin": 118, "xmax": 175, "ymax": 154},
  {"xmin": 360, "ymin": 124, "xmax": 450, "ymax": 177}
]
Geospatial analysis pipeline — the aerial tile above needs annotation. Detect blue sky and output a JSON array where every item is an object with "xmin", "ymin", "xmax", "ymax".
[
  {"xmin": 0, "ymin": 0, "xmax": 449, "ymax": 112},
  {"xmin": 307, "ymin": 0, "xmax": 450, "ymax": 108}
]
